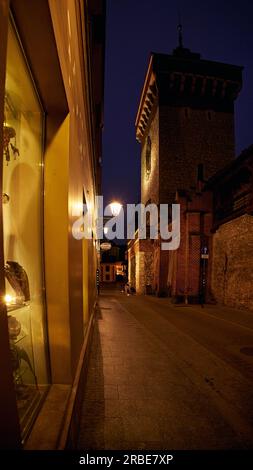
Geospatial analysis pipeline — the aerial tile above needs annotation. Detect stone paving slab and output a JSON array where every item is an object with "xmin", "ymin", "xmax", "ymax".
[{"xmin": 77, "ymin": 293, "xmax": 249, "ymax": 450}]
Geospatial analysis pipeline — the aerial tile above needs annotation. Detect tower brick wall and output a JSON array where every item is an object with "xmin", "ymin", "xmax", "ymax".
[
  {"xmin": 164, "ymin": 191, "xmax": 213, "ymax": 301},
  {"xmin": 141, "ymin": 107, "xmax": 159, "ymax": 205},
  {"xmin": 159, "ymin": 106, "xmax": 235, "ymax": 204}
]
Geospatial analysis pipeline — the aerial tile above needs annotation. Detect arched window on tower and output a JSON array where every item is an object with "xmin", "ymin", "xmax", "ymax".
[{"xmin": 146, "ymin": 136, "xmax": 151, "ymax": 177}]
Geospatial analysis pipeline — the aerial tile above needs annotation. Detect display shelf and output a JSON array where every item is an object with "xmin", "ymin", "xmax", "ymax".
[
  {"xmin": 7, "ymin": 302, "xmax": 29, "ymax": 313},
  {"xmin": 13, "ymin": 331, "xmax": 27, "ymax": 344}
]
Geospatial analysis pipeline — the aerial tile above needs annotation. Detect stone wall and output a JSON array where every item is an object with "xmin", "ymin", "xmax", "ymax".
[
  {"xmin": 211, "ymin": 214, "xmax": 253, "ymax": 311},
  {"xmin": 128, "ymin": 239, "xmax": 154, "ymax": 294},
  {"xmin": 128, "ymin": 253, "xmax": 136, "ymax": 289},
  {"xmin": 144, "ymin": 251, "xmax": 154, "ymax": 287},
  {"xmin": 135, "ymin": 252, "xmax": 145, "ymax": 294}
]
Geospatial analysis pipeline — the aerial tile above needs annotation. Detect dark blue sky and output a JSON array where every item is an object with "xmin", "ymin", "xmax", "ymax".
[{"xmin": 102, "ymin": 0, "xmax": 253, "ymax": 206}]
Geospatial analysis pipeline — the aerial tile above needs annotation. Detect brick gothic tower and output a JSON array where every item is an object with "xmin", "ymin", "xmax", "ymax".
[
  {"xmin": 136, "ymin": 43, "xmax": 242, "ymax": 206},
  {"xmin": 134, "ymin": 36, "xmax": 243, "ymax": 296}
]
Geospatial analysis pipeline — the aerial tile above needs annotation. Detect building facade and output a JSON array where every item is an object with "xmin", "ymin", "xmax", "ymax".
[
  {"xmin": 0, "ymin": 0, "xmax": 105, "ymax": 449},
  {"xmin": 100, "ymin": 262, "xmax": 125, "ymax": 282},
  {"xmin": 128, "ymin": 39, "xmax": 253, "ymax": 311},
  {"xmin": 100, "ymin": 243, "xmax": 127, "ymax": 283}
]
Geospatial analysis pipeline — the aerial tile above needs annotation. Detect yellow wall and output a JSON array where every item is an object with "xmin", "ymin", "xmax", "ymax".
[
  {"xmin": 68, "ymin": 114, "xmax": 85, "ymax": 376},
  {"xmin": 44, "ymin": 114, "xmax": 71, "ymax": 384},
  {"xmin": 46, "ymin": 0, "xmax": 99, "ymax": 382}
]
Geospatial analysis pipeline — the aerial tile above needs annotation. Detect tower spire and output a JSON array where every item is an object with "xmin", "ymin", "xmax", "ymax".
[
  {"xmin": 173, "ymin": 12, "xmax": 201, "ymax": 59},
  {"xmin": 177, "ymin": 12, "xmax": 183, "ymax": 48}
]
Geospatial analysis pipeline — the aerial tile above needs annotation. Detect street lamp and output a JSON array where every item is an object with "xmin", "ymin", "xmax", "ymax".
[{"xmin": 110, "ymin": 201, "xmax": 122, "ymax": 217}]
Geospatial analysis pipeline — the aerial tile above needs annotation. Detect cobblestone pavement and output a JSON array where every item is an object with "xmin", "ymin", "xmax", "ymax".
[{"xmin": 77, "ymin": 288, "xmax": 253, "ymax": 450}]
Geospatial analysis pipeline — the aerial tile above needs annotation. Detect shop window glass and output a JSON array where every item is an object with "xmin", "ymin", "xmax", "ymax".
[{"xmin": 3, "ymin": 22, "xmax": 49, "ymax": 439}]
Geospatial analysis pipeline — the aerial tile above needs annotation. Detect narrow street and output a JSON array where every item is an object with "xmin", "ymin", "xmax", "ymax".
[{"xmin": 78, "ymin": 286, "xmax": 253, "ymax": 450}]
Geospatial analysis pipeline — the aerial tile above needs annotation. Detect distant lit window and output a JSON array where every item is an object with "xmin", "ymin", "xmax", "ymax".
[{"xmin": 146, "ymin": 136, "xmax": 151, "ymax": 176}]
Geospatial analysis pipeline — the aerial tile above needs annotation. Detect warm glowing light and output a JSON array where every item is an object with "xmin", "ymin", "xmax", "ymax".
[
  {"xmin": 72, "ymin": 201, "xmax": 84, "ymax": 217},
  {"xmin": 5, "ymin": 294, "xmax": 15, "ymax": 305},
  {"xmin": 110, "ymin": 202, "xmax": 122, "ymax": 217}
]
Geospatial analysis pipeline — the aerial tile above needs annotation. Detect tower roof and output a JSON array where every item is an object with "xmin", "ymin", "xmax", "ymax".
[{"xmin": 136, "ymin": 47, "xmax": 243, "ymax": 143}]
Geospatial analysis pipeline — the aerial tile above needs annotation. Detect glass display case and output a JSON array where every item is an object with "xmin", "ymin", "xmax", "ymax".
[{"xmin": 3, "ymin": 21, "xmax": 49, "ymax": 439}]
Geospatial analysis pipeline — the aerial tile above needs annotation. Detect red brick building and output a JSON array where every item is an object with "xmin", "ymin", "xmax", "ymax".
[{"xmin": 128, "ymin": 40, "xmax": 253, "ymax": 311}]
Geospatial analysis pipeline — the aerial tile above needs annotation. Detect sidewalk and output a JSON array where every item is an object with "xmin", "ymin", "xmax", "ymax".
[{"xmin": 77, "ymin": 291, "xmax": 247, "ymax": 450}]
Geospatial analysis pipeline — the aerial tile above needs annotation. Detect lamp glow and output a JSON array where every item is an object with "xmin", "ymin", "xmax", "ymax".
[
  {"xmin": 5, "ymin": 294, "xmax": 14, "ymax": 305},
  {"xmin": 110, "ymin": 202, "xmax": 122, "ymax": 217}
]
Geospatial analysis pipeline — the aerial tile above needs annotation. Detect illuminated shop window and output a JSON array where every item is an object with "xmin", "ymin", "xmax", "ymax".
[{"xmin": 3, "ymin": 21, "xmax": 49, "ymax": 439}]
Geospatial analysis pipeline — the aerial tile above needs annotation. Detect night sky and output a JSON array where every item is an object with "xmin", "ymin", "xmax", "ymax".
[{"xmin": 102, "ymin": 0, "xmax": 253, "ymax": 207}]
